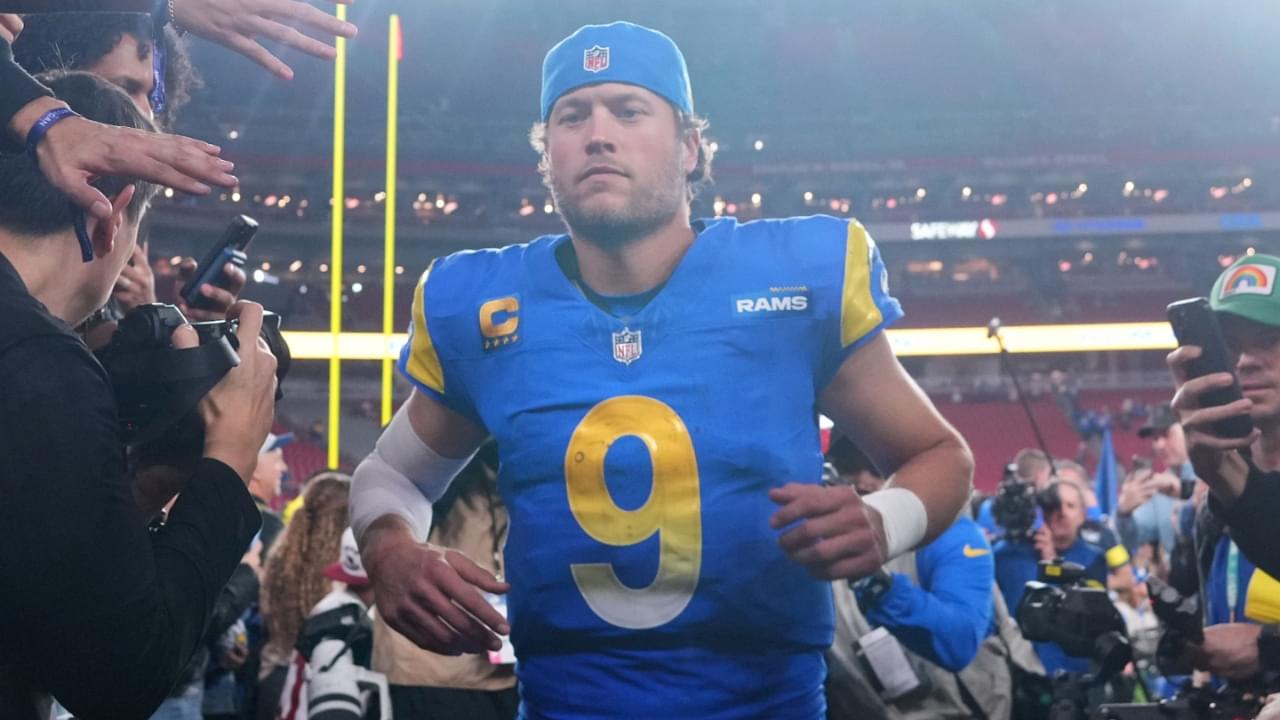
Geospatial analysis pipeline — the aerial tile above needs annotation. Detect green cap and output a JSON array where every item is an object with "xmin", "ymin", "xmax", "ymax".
[{"xmin": 1211, "ymin": 253, "xmax": 1280, "ymax": 327}]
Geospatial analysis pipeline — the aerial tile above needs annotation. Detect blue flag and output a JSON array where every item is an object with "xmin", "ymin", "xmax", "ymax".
[{"xmin": 1094, "ymin": 426, "xmax": 1119, "ymax": 517}]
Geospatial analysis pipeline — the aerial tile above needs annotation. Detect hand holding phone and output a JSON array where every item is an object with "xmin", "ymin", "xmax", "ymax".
[
  {"xmin": 180, "ymin": 215, "xmax": 258, "ymax": 312},
  {"xmin": 1167, "ymin": 298, "xmax": 1254, "ymax": 439}
]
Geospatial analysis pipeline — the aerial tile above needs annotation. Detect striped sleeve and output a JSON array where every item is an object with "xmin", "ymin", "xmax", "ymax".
[
  {"xmin": 818, "ymin": 218, "xmax": 904, "ymax": 387},
  {"xmin": 395, "ymin": 260, "xmax": 482, "ymax": 424}
]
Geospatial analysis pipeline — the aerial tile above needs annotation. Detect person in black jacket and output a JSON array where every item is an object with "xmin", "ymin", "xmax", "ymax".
[
  {"xmin": 1169, "ymin": 253, "xmax": 1280, "ymax": 679},
  {"xmin": 0, "ymin": 71, "xmax": 278, "ymax": 720}
]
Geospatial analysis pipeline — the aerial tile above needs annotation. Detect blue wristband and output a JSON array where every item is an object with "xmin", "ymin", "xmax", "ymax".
[{"xmin": 25, "ymin": 108, "xmax": 80, "ymax": 162}]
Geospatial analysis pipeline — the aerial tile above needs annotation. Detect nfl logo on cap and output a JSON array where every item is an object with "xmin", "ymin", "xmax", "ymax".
[{"xmin": 583, "ymin": 45, "xmax": 610, "ymax": 73}]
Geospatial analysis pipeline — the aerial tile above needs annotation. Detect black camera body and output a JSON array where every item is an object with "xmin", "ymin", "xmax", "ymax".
[
  {"xmin": 1097, "ymin": 684, "xmax": 1265, "ymax": 720},
  {"xmin": 992, "ymin": 463, "xmax": 1040, "ymax": 542},
  {"xmin": 1017, "ymin": 559, "xmax": 1132, "ymax": 678},
  {"xmin": 96, "ymin": 304, "xmax": 290, "ymax": 454},
  {"xmin": 1144, "ymin": 575, "xmax": 1202, "ymax": 677}
]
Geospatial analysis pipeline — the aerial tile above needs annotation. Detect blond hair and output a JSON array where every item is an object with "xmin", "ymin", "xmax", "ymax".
[{"xmin": 261, "ymin": 473, "xmax": 351, "ymax": 664}]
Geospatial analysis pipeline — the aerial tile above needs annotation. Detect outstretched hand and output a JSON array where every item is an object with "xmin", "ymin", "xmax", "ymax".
[{"xmin": 173, "ymin": 0, "xmax": 359, "ymax": 80}]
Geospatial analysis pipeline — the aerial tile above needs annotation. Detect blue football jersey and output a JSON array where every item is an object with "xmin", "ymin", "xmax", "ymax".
[{"xmin": 398, "ymin": 215, "xmax": 902, "ymax": 719}]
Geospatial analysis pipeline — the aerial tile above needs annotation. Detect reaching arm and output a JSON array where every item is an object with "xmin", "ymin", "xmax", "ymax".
[
  {"xmin": 771, "ymin": 333, "xmax": 973, "ymax": 581},
  {"xmin": 352, "ymin": 390, "xmax": 510, "ymax": 656},
  {"xmin": 351, "ymin": 389, "xmax": 486, "ymax": 547},
  {"xmin": 820, "ymin": 332, "xmax": 975, "ymax": 546}
]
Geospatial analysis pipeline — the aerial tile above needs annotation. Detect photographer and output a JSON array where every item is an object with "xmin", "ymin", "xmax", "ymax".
[
  {"xmin": 0, "ymin": 71, "xmax": 276, "ymax": 719},
  {"xmin": 1167, "ymin": 254, "xmax": 1280, "ymax": 681},
  {"xmin": 994, "ymin": 479, "xmax": 1114, "ymax": 674}
]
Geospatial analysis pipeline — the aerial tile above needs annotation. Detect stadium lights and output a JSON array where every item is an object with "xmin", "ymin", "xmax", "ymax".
[
  {"xmin": 753, "ymin": 139, "xmax": 765, "ymax": 151},
  {"xmin": 279, "ymin": 321, "xmax": 1180, "ymax": 361}
]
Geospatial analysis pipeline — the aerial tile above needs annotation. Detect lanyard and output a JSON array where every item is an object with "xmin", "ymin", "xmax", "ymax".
[{"xmin": 1227, "ymin": 540, "xmax": 1240, "ymax": 623}]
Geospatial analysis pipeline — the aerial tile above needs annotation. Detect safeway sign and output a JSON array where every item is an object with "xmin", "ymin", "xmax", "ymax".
[{"xmin": 909, "ymin": 218, "xmax": 999, "ymax": 241}]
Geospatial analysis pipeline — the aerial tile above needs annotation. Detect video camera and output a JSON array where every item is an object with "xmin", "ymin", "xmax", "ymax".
[
  {"xmin": 1013, "ymin": 560, "xmax": 1133, "ymax": 720},
  {"xmin": 992, "ymin": 463, "xmax": 1042, "ymax": 542},
  {"xmin": 1094, "ymin": 576, "xmax": 1266, "ymax": 719},
  {"xmin": 1018, "ymin": 559, "xmax": 1132, "ymax": 676},
  {"xmin": 96, "ymin": 303, "xmax": 291, "ymax": 461}
]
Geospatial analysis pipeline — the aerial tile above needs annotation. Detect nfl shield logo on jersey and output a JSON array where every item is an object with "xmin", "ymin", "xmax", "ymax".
[
  {"xmin": 612, "ymin": 328, "xmax": 642, "ymax": 365},
  {"xmin": 583, "ymin": 45, "xmax": 610, "ymax": 73}
]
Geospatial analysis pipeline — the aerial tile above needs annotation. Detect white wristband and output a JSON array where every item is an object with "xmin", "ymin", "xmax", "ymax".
[{"xmin": 861, "ymin": 487, "xmax": 928, "ymax": 560}]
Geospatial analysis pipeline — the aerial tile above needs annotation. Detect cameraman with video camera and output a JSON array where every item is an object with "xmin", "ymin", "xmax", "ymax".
[
  {"xmin": 0, "ymin": 71, "xmax": 276, "ymax": 720},
  {"xmin": 994, "ymin": 478, "xmax": 1115, "ymax": 675},
  {"xmin": 1164, "ymin": 254, "xmax": 1280, "ymax": 686}
]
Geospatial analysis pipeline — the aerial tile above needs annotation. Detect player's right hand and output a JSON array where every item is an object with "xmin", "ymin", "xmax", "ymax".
[{"xmin": 364, "ymin": 519, "xmax": 510, "ymax": 656}]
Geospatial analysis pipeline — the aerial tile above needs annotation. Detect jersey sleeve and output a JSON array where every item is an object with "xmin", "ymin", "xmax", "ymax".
[
  {"xmin": 817, "ymin": 218, "xmax": 904, "ymax": 387},
  {"xmin": 396, "ymin": 259, "xmax": 483, "ymax": 426}
]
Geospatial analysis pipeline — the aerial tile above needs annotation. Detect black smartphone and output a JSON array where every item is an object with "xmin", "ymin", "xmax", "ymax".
[
  {"xmin": 1166, "ymin": 297, "xmax": 1253, "ymax": 439},
  {"xmin": 180, "ymin": 215, "xmax": 258, "ymax": 311}
]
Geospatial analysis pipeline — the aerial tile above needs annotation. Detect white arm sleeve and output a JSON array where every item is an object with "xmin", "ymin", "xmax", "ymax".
[{"xmin": 349, "ymin": 404, "xmax": 477, "ymax": 543}]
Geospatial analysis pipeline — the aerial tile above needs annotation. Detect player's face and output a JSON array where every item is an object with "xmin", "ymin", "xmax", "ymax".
[
  {"xmin": 86, "ymin": 33, "xmax": 156, "ymax": 121},
  {"xmin": 544, "ymin": 83, "xmax": 696, "ymax": 246},
  {"xmin": 1222, "ymin": 315, "xmax": 1280, "ymax": 423}
]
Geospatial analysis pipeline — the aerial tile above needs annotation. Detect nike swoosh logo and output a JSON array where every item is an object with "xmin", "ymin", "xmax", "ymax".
[{"xmin": 963, "ymin": 544, "xmax": 990, "ymax": 558}]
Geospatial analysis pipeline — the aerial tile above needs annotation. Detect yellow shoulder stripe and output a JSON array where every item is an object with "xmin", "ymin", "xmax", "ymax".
[
  {"xmin": 405, "ymin": 261, "xmax": 445, "ymax": 394},
  {"xmin": 840, "ymin": 220, "xmax": 885, "ymax": 348},
  {"xmin": 1245, "ymin": 568, "xmax": 1280, "ymax": 624}
]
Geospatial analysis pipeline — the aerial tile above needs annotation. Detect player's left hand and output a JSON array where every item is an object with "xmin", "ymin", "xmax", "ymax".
[
  {"xmin": 174, "ymin": 258, "xmax": 247, "ymax": 322},
  {"xmin": 769, "ymin": 483, "xmax": 887, "ymax": 581}
]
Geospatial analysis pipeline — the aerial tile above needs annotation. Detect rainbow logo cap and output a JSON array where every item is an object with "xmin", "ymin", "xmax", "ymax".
[{"xmin": 1211, "ymin": 254, "xmax": 1280, "ymax": 327}]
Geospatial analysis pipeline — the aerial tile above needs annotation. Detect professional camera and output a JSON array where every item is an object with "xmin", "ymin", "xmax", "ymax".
[
  {"xmin": 1095, "ymin": 686, "xmax": 1265, "ymax": 720},
  {"xmin": 1017, "ymin": 559, "xmax": 1132, "ymax": 677},
  {"xmin": 992, "ymin": 463, "xmax": 1041, "ymax": 541},
  {"xmin": 1143, "ymin": 576, "xmax": 1202, "ymax": 677},
  {"xmin": 1014, "ymin": 560, "xmax": 1134, "ymax": 720},
  {"xmin": 96, "ymin": 303, "xmax": 291, "ymax": 451}
]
